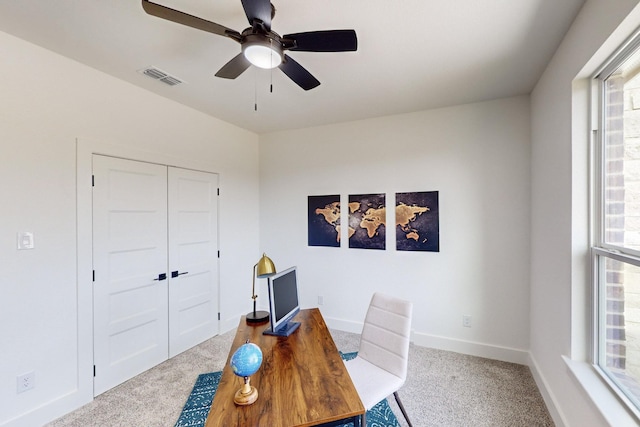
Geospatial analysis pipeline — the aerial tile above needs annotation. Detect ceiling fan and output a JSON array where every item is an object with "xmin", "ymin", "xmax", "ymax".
[{"xmin": 142, "ymin": 0, "xmax": 358, "ymax": 90}]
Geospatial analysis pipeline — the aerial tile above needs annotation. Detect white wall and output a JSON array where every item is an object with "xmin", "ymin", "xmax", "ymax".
[
  {"xmin": 259, "ymin": 96, "xmax": 532, "ymax": 363},
  {"xmin": 531, "ymin": 0, "xmax": 640, "ymax": 426},
  {"xmin": 0, "ymin": 31, "xmax": 260, "ymax": 426}
]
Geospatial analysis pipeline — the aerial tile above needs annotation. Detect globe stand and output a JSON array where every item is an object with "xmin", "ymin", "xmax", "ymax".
[{"xmin": 234, "ymin": 376, "xmax": 258, "ymax": 405}]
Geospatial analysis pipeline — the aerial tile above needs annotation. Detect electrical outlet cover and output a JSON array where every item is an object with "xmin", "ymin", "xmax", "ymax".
[
  {"xmin": 17, "ymin": 371, "xmax": 35, "ymax": 393},
  {"xmin": 462, "ymin": 315, "xmax": 472, "ymax": 328}
]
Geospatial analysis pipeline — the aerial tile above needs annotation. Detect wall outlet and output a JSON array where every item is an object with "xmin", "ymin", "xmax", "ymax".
[
  {"xmin": 17, "ymin": 371, "xmax": 35, "ymax": 393},
  {"xmin": 462, "ymin": 315, "xmax": 472, "ymax": 328},
  {"xmin": 318, "ymin": 295, "xmax": 324, "ymax": 305}
]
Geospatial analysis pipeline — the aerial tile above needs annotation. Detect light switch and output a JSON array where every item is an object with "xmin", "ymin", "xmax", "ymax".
[{"xmin": 17, "ymin": 232, "xmax": 34, "ymax": 250}]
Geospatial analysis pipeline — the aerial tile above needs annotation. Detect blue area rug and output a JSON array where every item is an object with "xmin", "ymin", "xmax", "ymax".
[{"xmin": 174, "ymin": 351, "xmax": 399, "ymax": 427}]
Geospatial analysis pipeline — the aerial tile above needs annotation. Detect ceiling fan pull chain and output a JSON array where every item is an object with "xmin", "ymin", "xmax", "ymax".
[
  {"xmin": 270, "ymin": 40, "xmax": 274, "ymax": 93},
  {"xmin": 254, "ymin": 71, "xmax": 258, "ymax": 111}
]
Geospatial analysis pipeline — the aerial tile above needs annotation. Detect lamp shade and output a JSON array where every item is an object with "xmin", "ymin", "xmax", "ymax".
[
  {"xmin": 256, "ymin": 253, "xmax": 276, "ymax": 278},
  {"xmin": 247, "ymin": 253, "xmax": 276, "ymax": 324}
]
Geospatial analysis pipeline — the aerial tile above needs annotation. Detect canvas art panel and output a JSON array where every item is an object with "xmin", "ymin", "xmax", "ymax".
[
  {"xmin": 348, "ymin": 193, "xmax": 386, "ymax": 250},
  {"xmin": 308, "ymin": 195, "xmax": 341, "ymax": 247},
  {"xmin": 396, "ymin": 191, "xmax": 439, "ymax": 252}
]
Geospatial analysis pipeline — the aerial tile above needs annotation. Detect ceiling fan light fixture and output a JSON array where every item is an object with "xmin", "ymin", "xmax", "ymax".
[
  {"xmin": 243, "ymin": 44, "xmax": 282, "ymax": 69},
  {"xmin": 142, "ymin": 0, "xmax": 358, "ymax": 90}
]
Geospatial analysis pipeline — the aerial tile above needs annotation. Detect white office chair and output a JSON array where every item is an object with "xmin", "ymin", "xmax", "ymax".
[{"xmin": 345, "ymin": 292, "xmax": 413, "ymax": 427}]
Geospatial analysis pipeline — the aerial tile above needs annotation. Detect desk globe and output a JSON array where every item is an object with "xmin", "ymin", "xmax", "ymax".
[{"xmin": 230, "ymin": 341, "xmax": 263, "ymax": 405}]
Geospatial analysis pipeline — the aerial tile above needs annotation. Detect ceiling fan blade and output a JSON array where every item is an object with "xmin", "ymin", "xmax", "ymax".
[
  {"xmin": 142, "ymin": 0, "xmax": 241, "ymax": 40},
  {"xmin": 283, "ymin": 30, "xmax": 357, "ymax": 52},
  {"xmin": 279, "ymin": 55, "xmax": 320, "ymax": 90},
  {"xmin": 241, "ymin": 0, "xmax": 272, "ymax": 29},
  {"xmin": 215, "ymin": 53, "xmax": 252, "ymax": 79}
]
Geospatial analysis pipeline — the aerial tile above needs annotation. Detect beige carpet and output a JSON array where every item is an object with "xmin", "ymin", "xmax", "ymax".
[{"xmin": 47, "ymin": 329, "xmax": 553, "ymax": 427}]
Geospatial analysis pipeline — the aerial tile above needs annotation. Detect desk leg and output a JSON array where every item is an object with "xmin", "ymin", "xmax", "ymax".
[{"xmin": 358, "ymin": 412, "xmax": 365, "ymax": 427}]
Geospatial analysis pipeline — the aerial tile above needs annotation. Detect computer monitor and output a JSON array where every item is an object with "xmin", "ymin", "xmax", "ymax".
[{"xmin": 263, "ymin": 266, "xmax": 301, "ymax": 337}]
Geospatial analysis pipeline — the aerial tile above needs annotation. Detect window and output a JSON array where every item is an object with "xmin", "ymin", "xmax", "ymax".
[{"xmin": 593, "ymin": 33, "xmax": 640, "ymax": 417}]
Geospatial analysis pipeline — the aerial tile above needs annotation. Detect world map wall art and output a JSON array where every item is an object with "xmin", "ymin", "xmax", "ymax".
[
  {"xmin": 348, "ymin": 193, "xmax": 386, "ymax": 250},
  {"xmin": 308, "ymin": 191, "xmax": 439, "ymax": 252},
  {"xmin": 396, "ymin": 191, "xmax": 439, "ymax": 252},
  {"xmin": 307, "ymin": 195, "xmax": 341, "ymax": 247}
]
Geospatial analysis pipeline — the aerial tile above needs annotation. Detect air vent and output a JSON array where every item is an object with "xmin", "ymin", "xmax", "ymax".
[{"xmin": 139, "ymin": 66, "xmax": 184, "ymax": 86}]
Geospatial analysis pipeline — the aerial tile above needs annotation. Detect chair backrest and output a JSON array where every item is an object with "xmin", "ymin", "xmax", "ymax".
[{"xmin": 358, "ymin": 292, "xmax": 413, "ymax": 381}]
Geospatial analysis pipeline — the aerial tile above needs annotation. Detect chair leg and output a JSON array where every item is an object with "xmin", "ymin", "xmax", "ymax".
[{"xmin": 393, "ymin": 391, "xmax": 413, "ymax": 427}]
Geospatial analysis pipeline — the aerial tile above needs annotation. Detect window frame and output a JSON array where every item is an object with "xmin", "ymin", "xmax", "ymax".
[
  {"xmin": 590, "ymin": 249, "xmax": 640, "ymax": 418},
  {"xmin": 590, "ymin": 28, "xmax": 640, "ymax": 420}
]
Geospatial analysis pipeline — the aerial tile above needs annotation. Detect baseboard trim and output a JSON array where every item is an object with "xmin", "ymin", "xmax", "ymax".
[
  {"xmin": 0, "ymin": 388, "xmax": 91, "ymax": 427},
  {"xmin": 324, "ymin": 315, "xmax": 529, "ymax": 365},
  {"xmin": 412, "ymin": 331, "xmax": 530, "ymax": 365},
  {"xmin": 324, "ymin": 316, "xmax": 363, "ymax": 334},
  {"xmin": 527, "ymin": 353, "xmax": 567, "ymax": 427}
]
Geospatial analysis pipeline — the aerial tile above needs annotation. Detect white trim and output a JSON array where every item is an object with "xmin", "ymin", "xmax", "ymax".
[
  {"xmin": 596, "ymin": 25, "xmax": 640, "ymax": 80},
  {"xmin": 73, "ymin": 138, "xmax": 222, "ymax": 418},
  {"xmin": 528, "ymin": 354, "xmax": 567, "ymax": 427},
  {"xmin": 324, "ymin": 314, "xmax": 529, "ymax": 365},
  {"xmin": 0, "ymin": 389, "xmax": 85, "ymax": 427},
  {"xmin": 411, "ymin": 331, "xmax": 529, "ymax": 365},
  {"xmin": 588, "ymin": 29, "xmax": 640, "ymax": 418},
  {"xmin": 324, "ymin": 316, "xmax": 364, "ymax": 335},
  {"xmin": 564, "ymin": 356, "xmax": 638, "ymax": 426}
]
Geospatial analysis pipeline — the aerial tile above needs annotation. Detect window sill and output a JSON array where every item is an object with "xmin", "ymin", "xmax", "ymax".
[{"xmin": 563, "ymin": 356, "xmax": 638, "ymax": 426}]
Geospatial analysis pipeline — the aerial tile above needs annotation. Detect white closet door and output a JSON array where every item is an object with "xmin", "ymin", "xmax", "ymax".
[
  {"xmin": 168, "ymin": 167, "xmax": 219, "ymax": 357},
  {"xmin": 92, "ymin": 155, "xmax": 169, "ymax": 396}
]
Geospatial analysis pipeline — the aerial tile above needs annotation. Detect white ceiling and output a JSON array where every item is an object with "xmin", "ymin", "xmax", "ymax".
[{"xmin": 0, "ymin": 0, "xmax": 585, "ymax": 134}]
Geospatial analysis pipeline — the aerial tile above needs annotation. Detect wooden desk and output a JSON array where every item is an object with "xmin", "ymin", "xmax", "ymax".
[{"xmin": 205, "ymin": 308, "xmax": 365, "ymax": 427}]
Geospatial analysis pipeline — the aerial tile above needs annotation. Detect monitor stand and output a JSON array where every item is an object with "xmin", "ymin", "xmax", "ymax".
[{"xmin": 263, "ymin": 321, "xmax": 300, "ymax": 337}]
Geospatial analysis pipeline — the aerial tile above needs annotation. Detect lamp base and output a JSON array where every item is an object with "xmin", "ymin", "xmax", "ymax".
[{"xmin": 246, "ymin": 310, "xmax": 270, "ymax": 324}]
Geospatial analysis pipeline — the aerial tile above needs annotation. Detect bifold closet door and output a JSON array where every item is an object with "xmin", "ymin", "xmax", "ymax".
[
  {"xmin": 92, "ymin": 155, "xmax": 169, "ymax": 396},
  {"xmin": 167, "ymin": 167, "xmax": 218, "ymax": 357}
]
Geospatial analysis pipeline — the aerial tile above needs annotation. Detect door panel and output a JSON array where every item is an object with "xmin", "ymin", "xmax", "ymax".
[
  {"xmin": 168, "ymin": 167, "xmax": 219, "ymax": 357},
  {"xmin": 92, "ymin": 155, "xmax": 169, "ymax": 395}
]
